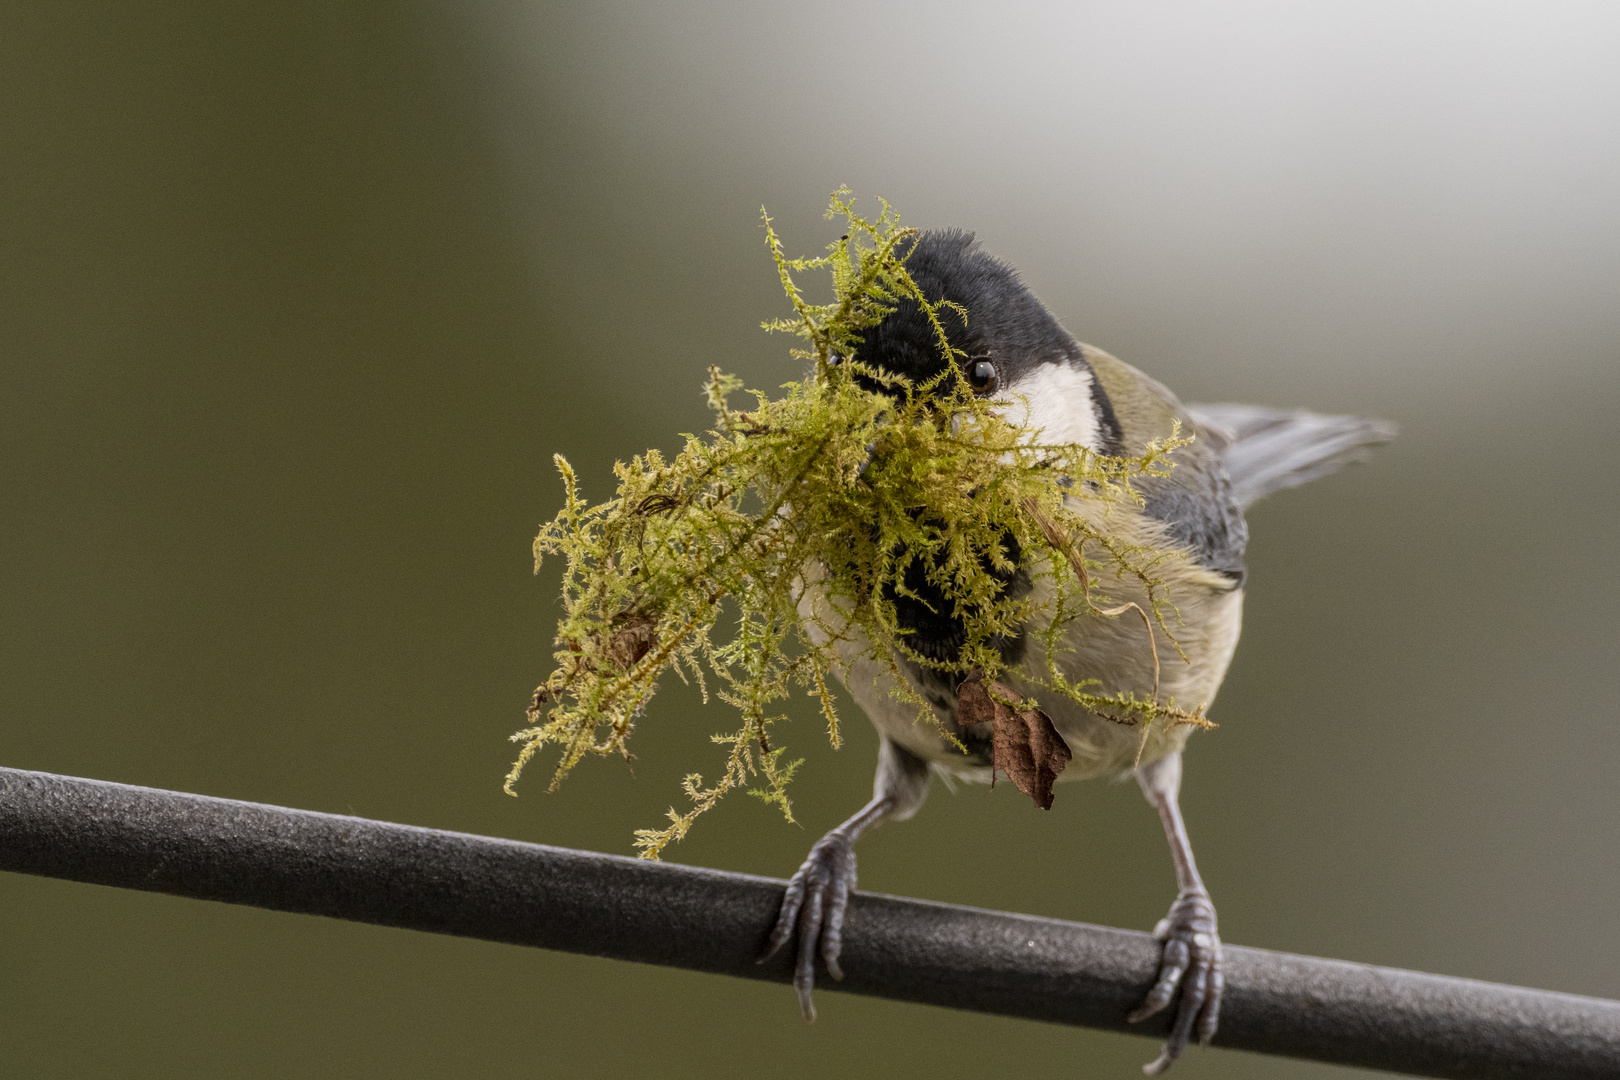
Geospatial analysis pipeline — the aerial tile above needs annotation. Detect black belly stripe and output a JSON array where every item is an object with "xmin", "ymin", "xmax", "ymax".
[{"xmin": 886, "ymin": 526, "xmax": 1028, "ymax": 770}]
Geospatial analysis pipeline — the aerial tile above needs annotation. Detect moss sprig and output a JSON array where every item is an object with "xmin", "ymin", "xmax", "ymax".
[{"xmin": 509, "ymin": 189, "xmax": 1208, "ymax": 857}]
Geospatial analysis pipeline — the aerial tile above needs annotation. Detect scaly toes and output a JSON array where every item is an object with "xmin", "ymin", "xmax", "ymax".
[
  {"xmin": 1129, "ymin": 889, "xmax": 1222, "ymax": 1075},
  {"xmin": 761, "ymin": 875, "xmax": 806, "ymax": 961},
  {"xmin": 1198, "ymin": 953, "xmax": 1224, "ymax": 1046},
  {"xmin": 761, "ymin": 832, "xmax": 858, "ymax": 1023},
  {"xmin": 1127, "ymin": 935, "xmax": 1189, "ymax": 1024},
  {"xmin": 793, "ymin": 880, "xmax": 825, "ymax": 1020},
  {"xmin": 821, "ymin": 871, "xmax": 852, "ymax": 981}
]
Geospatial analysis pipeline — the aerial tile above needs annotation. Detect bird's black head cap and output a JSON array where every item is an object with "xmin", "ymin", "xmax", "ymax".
[{"xmin": 851, "ymin": 229, "xmax": 1084, "ymax": 390}]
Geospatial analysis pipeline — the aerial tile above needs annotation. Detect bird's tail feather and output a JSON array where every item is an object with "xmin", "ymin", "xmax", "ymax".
[{"xmin": 1186, "ymin": 403, "xmax": 1396, "ymax": 510}]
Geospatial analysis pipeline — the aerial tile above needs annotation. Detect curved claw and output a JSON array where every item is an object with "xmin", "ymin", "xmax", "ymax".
[
  {"xmin": 1128, "ymin": 888, "xmax": 1222, "ymax": 1075},
  {"xmin": 759, "ymin": 830, "xmax": 858, "ymax": 1022}
]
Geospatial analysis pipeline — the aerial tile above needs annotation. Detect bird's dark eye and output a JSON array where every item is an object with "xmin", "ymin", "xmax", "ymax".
[{"xmin": 967, "ymin": 360, "xmax": 1000, "ymax": 394}]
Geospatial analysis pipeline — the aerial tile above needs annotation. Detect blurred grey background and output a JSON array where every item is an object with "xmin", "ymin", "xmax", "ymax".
[{"xmin": 3, "ymin": 2, "xmax": 1618, "ymax": 1077}]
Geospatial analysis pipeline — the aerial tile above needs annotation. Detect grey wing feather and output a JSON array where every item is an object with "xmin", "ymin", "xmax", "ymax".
[{"xmin": 1186, "ymin": 403, "xmax": 1396, "ymax": 510}]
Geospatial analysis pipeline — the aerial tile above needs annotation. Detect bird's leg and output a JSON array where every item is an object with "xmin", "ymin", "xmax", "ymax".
[
  {"xmin": 761, "ymin": 738, "xmax": 930, "ymax": 1020},
  {"xmin": 1129, "ymin": 750, "xmax": 1224, "ymax": 1074}
]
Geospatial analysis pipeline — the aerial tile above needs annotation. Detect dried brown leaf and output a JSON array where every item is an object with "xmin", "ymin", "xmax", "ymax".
[
  {"xmin": 957, "ymin": 672, "xmax": 1072, "ymax": 810},
  {"xmin": 607, "ymin": 613, "xmax": 658, "ymax": 671}
]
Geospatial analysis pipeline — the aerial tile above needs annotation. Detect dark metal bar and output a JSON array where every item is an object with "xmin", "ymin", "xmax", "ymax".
[{"xmin": 0, "ymin": 766, "xmax": 1614, "ymax": 1078}]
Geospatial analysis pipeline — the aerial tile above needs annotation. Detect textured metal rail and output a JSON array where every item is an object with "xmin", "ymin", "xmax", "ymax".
[{"xmin": 1, "ymin": 766, "xmax": 1615, "ymax": 1078}]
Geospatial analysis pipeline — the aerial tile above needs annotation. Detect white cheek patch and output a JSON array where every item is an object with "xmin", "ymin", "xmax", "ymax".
[{"xmin": 1000, "ymin": 361, "xmax": 1103, "ymax": 451}]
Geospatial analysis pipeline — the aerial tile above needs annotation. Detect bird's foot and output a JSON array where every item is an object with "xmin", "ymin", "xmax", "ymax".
[
  {"xmin": 1128, "ymin": 888, "xmax": 1223, "ymax": 1075},
  {"xmin": 759, "ymin": 829, "xmax": 857, "ymax": 1022}
]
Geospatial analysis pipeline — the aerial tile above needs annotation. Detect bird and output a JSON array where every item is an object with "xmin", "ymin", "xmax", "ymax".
[{"xmin": 759, "ymin": 229, "xmax": 1395, "ymax": 1074}]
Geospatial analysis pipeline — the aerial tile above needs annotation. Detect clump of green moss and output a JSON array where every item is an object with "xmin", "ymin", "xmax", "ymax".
[{"xmin": 508, "ymin": 190, "xmax": 1206, "ymax": 858}]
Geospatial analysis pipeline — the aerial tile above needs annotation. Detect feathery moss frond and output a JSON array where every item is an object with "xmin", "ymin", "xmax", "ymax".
[{"xmin": 509, "ymin": 190, "xmax": 1203, "ymax": 857}]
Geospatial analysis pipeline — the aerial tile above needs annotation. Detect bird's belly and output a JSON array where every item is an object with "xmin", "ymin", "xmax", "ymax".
[
  {"xmin": 799, "ymin": 557, "xmax": 1244, "ymax": 783},
  {"xmin": 1025, "ymin": 579, "xmax": 1244, "ymax": 780}
]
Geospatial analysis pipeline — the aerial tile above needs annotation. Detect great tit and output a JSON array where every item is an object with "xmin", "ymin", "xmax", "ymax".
[{"xmin": 761, "ymin": 229, "xmax": 1395, "ymax": 1074}]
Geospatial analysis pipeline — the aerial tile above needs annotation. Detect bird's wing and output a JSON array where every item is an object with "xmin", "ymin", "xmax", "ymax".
[
  {"xmin": 1185, "ymin": 403, "xmax": 1396, "ymax": 511},
  {"xmin": 1082, "ymin": 347, "xmax": 1248, "ymax": 580}
]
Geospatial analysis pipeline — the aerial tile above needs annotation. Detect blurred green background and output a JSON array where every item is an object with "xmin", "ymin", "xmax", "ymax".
[{"xmin": 3, "ymin": 3, "xmax": 1618, "ymax": 1077}]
